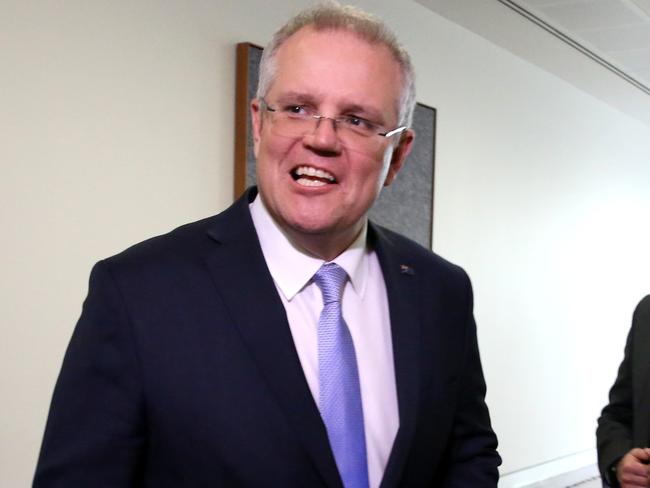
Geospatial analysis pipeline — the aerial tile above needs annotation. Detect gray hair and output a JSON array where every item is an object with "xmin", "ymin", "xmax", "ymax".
[{"xmin": 256, "ymin": 1, "xmax": 416, "ymax": 128}]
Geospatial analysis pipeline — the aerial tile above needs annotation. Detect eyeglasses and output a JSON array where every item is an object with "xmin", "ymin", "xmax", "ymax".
[{"xmin": 260, "ymin": 98, "xmax": 406, "ymax": 152}]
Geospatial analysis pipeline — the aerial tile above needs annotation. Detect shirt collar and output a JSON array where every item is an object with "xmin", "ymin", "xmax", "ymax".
[{"xmin": 249, "ymin": 194, "xmax": 369, "ymax": 301}]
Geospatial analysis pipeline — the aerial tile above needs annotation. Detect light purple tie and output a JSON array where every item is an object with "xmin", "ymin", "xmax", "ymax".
[{"xmin": 313, "ymin": 263, "xmax": 369, "ymax": 488}]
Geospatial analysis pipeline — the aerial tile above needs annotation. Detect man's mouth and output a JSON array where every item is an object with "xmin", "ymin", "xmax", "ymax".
[{"xmin": 291, "ymin": 166, "xmax": 337, "ymax": 187}]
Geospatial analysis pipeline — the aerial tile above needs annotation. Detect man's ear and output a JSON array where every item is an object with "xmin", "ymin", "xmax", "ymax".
[
  {"xmin": 384, "ymin": 128, "xmax": 415, "ymax": 187},
  {"xmin": 251, "ymin": 98, "xmax": 262, "ymax": 158}
]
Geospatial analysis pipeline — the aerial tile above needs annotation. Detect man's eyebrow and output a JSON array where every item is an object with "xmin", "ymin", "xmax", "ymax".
[
  {"xmin": 274, "ymin": 92, "xmax": 318, "ymax": 104},
  {"xmin": 272, "ymin": 93, "xmax": 388, "ymax": 123}
]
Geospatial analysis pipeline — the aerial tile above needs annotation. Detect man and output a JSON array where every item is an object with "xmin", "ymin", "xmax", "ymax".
[
  {"xmin": 34, "ymin": 3, "xmax": 500, "ymax": 487},
  {"xmin": 598, "ymin": 295, "xmax": 650, "ymax": 488}
]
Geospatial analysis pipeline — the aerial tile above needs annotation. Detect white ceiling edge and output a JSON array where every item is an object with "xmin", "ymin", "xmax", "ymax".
[
  {"xmin": 631, "ymin": 0, "xmax": 650, "ymax": 16},
  {"xmin": 414, "ymin": 0, "xmax": 650, "ymax": 129}
]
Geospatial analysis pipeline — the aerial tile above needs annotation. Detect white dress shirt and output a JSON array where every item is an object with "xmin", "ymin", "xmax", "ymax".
[{"xmin": 249, "ymin": 195, "xmax": 399, "ymax": 488}]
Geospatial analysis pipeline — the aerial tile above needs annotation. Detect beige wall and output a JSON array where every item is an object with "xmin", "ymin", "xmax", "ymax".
[{"xmin": 2, "ymin": 0, "xmax": 650, "ymax": 485}]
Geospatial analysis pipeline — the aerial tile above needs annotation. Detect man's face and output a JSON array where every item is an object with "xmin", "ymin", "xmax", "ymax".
[{"xmin": 251, "ymin": 27, "xmax": 413, "ymax": 254}]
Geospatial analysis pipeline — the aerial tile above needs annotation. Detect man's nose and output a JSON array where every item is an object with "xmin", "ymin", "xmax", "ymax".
[{"xmin": 303, "ymin": 116, "xmax": 342, "ymax": 153}]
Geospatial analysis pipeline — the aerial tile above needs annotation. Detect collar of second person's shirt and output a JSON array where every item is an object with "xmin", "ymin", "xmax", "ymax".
[{"xmin": 249, "ymin": 194, "xmax": 369, "ymax": 302}]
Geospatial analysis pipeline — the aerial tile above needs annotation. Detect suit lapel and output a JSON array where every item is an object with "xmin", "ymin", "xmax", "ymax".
[
  {"xmin": 371, "ymin": 225, "xmax": 422, "ymax": 488},
  {"xmin": 203, "ymin": 190, "xmax": 342, "ymax": 488}
]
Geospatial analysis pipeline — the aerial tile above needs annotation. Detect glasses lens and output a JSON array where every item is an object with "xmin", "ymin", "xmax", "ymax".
[{"xmin": 267, "ymin": 111, "xmax": 385, "ymax": 153}]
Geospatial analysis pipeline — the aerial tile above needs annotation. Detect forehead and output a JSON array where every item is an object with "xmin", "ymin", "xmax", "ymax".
[{"xmin": 270, "ymin": 27, "xmax": 403, "ymax": 119}]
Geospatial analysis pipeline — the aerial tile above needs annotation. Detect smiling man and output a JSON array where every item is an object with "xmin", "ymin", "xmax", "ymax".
[
  {"xmin": 251, "ymin": 24, "xmax": 411, "ymax": 262},
  {"xmin": 34, "ymin": 3, "xmax": 500, "ymax": 487}
]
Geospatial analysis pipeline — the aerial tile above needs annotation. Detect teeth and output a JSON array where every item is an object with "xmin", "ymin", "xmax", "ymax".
[
  {"xmin": 294, "ymin": 166, "xmax": 336, "ymax": 182},
  {"xmin": 296, "ymin": 178, "xmax": 327, "ymax": 187}
]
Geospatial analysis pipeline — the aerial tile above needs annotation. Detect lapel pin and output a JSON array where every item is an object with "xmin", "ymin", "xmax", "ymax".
[{"xmin": 400, "ymin": 264, "xmax": 415, "ymax": 275}]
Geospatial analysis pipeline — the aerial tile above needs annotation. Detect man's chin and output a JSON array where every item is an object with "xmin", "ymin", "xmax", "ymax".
[
  {"xmin": 287, "ymin": 218, "xmax": 363, "ymax": 246},
  {"xmin": 286, "ymin": 221, "xmax": 340, "ymax": 237}
]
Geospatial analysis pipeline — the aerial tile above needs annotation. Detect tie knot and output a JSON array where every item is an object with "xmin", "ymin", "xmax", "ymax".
[{"xmin": 313, "ymin": 263, "xmax": 348, "ymax": 304}]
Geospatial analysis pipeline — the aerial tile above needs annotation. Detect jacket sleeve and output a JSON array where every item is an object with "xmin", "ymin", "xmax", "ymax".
[
  {"xmin": 33, "ymin": 260, "xmax": 145, "ymax": 487},
  {"xmin": 439, "ymin": 276, "xmax": 501, "ymax": 487},
  {"xmin": 596, "ymin": 296, "xmax": 650, "ymax": 486}
]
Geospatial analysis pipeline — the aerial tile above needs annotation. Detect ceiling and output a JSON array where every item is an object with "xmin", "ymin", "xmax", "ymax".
[
  {"xmin": 414, "ymin": 0, "xmax": 650, "ymax": 127},
  {"xmin": 510, "ymin": 0, "xmax": 650, "ymax": 92}
]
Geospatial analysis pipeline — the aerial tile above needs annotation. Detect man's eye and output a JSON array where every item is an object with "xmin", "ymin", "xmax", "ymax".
[
  {"xmin": 343, "ymin": 115, "xmax": 373, "ymax": 129},
  {"xmin": 284, "ymin": 105, "xmax": 307, "ymax": 115},
  {"xmin": 348, "ymin": 116, "xmax": 362, "ymax": 126}
]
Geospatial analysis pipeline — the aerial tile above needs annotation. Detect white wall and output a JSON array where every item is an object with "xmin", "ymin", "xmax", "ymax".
[{"xmin": 2, "ymin": 0, "xmax": 650, "ymax": 485}]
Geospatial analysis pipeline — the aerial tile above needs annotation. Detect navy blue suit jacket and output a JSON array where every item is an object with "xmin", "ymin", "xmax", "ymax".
[{"xmin": 34, "ymin": 188, "xmax": 500, "ymax": 487}]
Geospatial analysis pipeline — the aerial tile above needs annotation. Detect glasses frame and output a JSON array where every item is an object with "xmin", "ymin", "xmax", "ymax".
[{"xmin": 260, "ymin": 98, "xmax": 407, "ymax": 139}]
